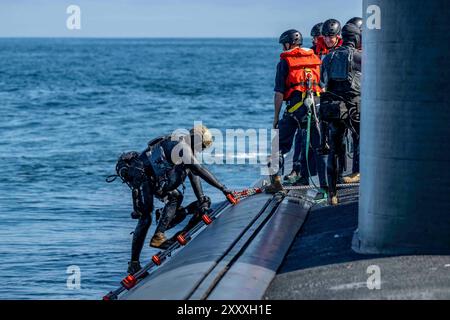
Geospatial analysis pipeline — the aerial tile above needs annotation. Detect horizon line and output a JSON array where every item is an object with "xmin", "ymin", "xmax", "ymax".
[{"xmin": 0, "ymin": 36, "xmax": 313, "ymax": 40}]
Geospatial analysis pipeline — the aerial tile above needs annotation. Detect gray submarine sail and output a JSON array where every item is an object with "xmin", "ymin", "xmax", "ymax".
[{"xmin": 353, "ymin": 0, "xmax": 450, "ymax": 254}]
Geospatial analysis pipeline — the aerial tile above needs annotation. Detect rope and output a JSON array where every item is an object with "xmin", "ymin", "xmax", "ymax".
[
  {"xmin": 233, "ymin": 188, "xmax": 263, "ymax": 200},
  {"xmin": 305, "ymin": 102, "xmax": 321, "ymax": 192},
  {"xmin": 284, "ymin": 183, "xmax": 359, "ymax": 191},
  {"xmin": 230, "ymin": 182, "xmax": 359, "ymax": 202}
]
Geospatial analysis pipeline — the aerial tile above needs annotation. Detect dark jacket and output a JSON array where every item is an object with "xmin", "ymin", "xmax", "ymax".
[{"xmin": 321, "ymin": 42, "xmax": 362, "ymax": 100}]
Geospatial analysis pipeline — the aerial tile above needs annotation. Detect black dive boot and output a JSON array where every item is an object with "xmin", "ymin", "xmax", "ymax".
[
  {"xmin": 128, "ymin": 261, "xmax": 142, "ymax": 274},
  {"xmin": 127, "ymin": 261, "xmax": 149, "ymax": 277}
]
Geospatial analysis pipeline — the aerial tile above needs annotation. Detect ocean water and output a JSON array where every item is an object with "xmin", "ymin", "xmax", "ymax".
[{"xmin": 0, "ymin": 38, "xmax": 312, "ymax": 299}]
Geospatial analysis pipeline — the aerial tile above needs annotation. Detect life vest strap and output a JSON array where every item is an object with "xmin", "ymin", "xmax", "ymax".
[
  {"xmin": 287, "ymin": 92, "xmax": 306, "ymax": 113},
  {"xmin": 289, "ymin": 81, "xmax": 317, "ymax": 88},
  {"xmin": 287, "ymin": 91, "xmax": 321, "ymax": 113}
]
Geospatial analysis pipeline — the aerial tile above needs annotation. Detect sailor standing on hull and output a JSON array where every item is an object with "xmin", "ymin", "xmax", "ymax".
[
  {"xmin": 311, "ymin": 22, "xmax": 324, "ymax": 56},
  {"xmin": 114, "ymin": 125, "xmax": 232, "ymax": 274},
  {"xmin": 266, "ymin": 29, "xmax": 327, "ymax": 195},
  {"xmin": 320, "ymin": 23, "xmax": 362, "ymax": 205},
  {"xmin": 340, "ymin": 16, "xmax": 363, "ymax": 185},
  {"xmin": 346, "ymin": 17, "xmax": 363, "ymax": 32},
  {"xmin": 284, "ymin": 22, "xmax": 326, "ymax": 185},
  {"xmin": 315, "ymin": 19, "xmax": 344, "ymax": 58}
]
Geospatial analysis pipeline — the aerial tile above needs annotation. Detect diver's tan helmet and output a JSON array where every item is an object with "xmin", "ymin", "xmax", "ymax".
[{"xmin": 190, "ymin": 124, "xmax": 213, "ymax": 151}]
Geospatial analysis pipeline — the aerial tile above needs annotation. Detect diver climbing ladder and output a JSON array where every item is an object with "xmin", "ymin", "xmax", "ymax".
[
  {"xmin": 102, "ymin": 182, "xmax": 358, "ymax": 300},
  {"xmin": 103, "ymin": 194, "xmax": 238, "ymax": 300}
]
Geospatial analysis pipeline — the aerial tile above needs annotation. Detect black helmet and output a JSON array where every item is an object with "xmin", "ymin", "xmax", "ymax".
[
  {"xmin": 310, "ymin": 23, "xmax": 323, "ymax": 38},
  {"xmin": 279, "ymin": 29, "xmax": 303, "ymax": 46},
  {"xmin": 322, "ymin": 19, "xmax": 342, "ymax": 37},
  {"xmin": 342, "ymin": 23, "xmax": 362, "ymax": 48},
  {"xmin": 346, "ymin": 17, "xmax": 363, "ymax": 30}
]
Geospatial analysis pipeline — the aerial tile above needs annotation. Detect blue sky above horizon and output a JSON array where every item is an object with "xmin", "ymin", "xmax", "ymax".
[{"xmin": 0, "ymin": 0, "xmax": 363, "ymax": 38}]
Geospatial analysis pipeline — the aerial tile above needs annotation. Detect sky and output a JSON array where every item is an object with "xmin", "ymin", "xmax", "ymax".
[{"xmin": 0, "ymin": 0, "xmax": 363, "ymax": 38}]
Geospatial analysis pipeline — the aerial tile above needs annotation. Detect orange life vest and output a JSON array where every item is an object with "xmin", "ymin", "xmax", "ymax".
[
  {"xmin": 280, "ymin": 47, "xmax": 322, "ymax": 101},
  {"xmin": 315, "ymin": 36, "xmax": 343, "ymax": 57}
]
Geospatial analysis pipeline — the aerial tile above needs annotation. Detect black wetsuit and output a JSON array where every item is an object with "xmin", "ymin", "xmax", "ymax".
[
  {"xmin": 131, "ymin": 137, "xmax": 227, "ymax": 262},
  {"xmin": 321, "ymin": 42, "xmax": 362, "ymax": 197}
]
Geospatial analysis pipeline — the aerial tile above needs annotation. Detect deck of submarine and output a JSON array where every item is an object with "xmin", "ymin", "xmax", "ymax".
[
  {"xmin": 116, "ymin": 154, "xmax": 450, "ymax": 300},
  {"xmin": 264, "ymin": 189, "xmax": 450, "ymax": 300}
]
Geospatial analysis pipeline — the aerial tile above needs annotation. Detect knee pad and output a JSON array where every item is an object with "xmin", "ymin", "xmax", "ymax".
[{"xmin": 166, "ymin": 189, "xmax": 183, "ymax": 204}]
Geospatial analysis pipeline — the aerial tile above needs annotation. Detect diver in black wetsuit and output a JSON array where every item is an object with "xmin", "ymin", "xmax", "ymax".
[{"xmin": 118, "ymin": 125, "xmax": 232, "ymax": 274}]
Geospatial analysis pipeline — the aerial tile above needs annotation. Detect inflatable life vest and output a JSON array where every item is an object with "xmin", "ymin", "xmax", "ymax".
[
  {"xmin": 315, "ymin": 36, "xmax": 343, "ymax": 57},
  {"xmin": 280, "ymin": 47, "xmax": 322, "ymax": 101}
]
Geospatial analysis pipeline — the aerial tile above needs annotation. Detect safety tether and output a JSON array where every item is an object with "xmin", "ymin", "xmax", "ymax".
[{"xmin": 303, "ymin": 71, "xmax": 327, "ymax": 199}]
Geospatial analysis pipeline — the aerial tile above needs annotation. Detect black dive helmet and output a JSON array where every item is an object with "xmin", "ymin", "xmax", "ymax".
[
  {"xmin": 346, "ymin": 17, "xmax": 363, "ymax": 31},
  {"xmin": 322, "ymin": 19, "xmax": 342, "ymax": 36},
  {"xmin": 310, "ymin": 22, "xmax": 324, "ymax": 38},
  {"xmin": 279, "ymin": 29, "xmax": 303, "ymax": 46},
  {"xmin": 342, "ymin": 23, "xmax": 362, "ymax": 48}
]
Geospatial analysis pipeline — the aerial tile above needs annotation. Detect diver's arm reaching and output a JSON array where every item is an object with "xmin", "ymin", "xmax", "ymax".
[
  {"xmin": 183, "ymin": 147, "xmax": 231, "ymax": 196},
  {"xmin": 187, "ymin": 169, "xmax": 205, "ymax": 201},
  {"xmin": 188, "ymin": 162, "xmax": 231, "ymax": 195}
]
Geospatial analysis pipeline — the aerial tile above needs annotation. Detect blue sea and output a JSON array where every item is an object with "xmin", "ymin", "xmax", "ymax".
[{"xmin": 0, "ymin": 38, "xmax": 312, "ymax": 299}]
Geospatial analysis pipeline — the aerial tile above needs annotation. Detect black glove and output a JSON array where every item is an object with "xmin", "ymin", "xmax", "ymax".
[
  {"xmin": 198, "ymin": 195, "xmax": 211, "ymax": 210},
  {"xmin": 221, "ymin": 186, "xmax": 233, "ymax": 197}
]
